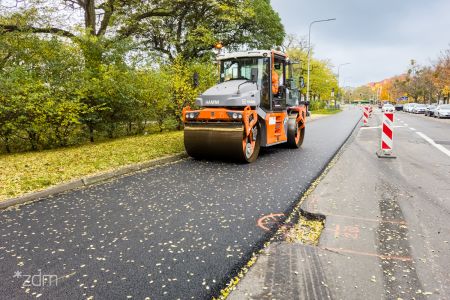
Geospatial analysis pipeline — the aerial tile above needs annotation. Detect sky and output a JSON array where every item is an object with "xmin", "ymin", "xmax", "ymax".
[{"xmin": 271, "ymin": 0, "xmax": 450, "ymax": 87}]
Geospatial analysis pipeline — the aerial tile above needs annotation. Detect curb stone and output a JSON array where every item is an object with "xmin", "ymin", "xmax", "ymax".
[{"xmin": 0, "ymin": 153, "xmax": 188, "ymax": 210}]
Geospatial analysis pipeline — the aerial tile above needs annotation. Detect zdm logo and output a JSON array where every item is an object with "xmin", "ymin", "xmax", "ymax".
[{"xmin": 14, "ymin": 269, "xmax": 58, "ymax": 287}]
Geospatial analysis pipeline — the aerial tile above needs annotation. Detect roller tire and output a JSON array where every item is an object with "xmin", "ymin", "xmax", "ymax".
[
  {"xmin": 287, "ymin": 117, "xmax": 305, "ymax": 148},
  {"xmin": 240, "ymin": 123, "xmax": 261, "ymax": 163}
]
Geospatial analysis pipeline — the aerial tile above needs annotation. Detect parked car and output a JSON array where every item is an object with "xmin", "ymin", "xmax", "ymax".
[
  {"xmin": 382, "ymin": 104, "xmax": 395, "ymax": 113},
  {"xmin": 434, "ymin": 104, "xmax": 450, "ymax": 118},
  {"xmin": 412, "ymin": 104, "xmax": 427, "ymax": 114},
  {"xmin": 403, "ymin": 103, "xmax": 410, "ymax": 112},
  {"xmin": 425, "ymin": 104, "xmax": 437, "ymax": 117},
  {"xmin": 404, "ymin": 103, "xmax": 417, "ymax": 112},
  {"xmin": 395, "ymin": 104, "xmax": 403, "ymax": 111}
]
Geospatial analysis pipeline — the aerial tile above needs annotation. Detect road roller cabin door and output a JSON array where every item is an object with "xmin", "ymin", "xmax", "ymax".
[
  {"xmin": 271, "ymin": 56, "xmax": 287, "ymax": 111},
  {"xmin": 286, "ymin": 62, "xmax": 300, "ymax": 106}
]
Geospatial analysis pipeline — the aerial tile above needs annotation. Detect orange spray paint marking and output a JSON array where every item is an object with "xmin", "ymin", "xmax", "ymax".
[
  {"xmin": 326, "ymin": 224, "xmax": 360, "ymax": 240},
  {"xmin": 257, "ymin": 213, "xmax": 285, "ymax": 232},
  {"xmin": 321, "ymin": 247, "xmax": 412, "ymax": 262}
]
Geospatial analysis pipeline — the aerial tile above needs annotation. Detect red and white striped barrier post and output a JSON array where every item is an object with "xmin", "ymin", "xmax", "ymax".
[
  {"xmin": 369, "ymin": 106, "xmax": 373, "ymax": 117},
  {"xmin": 376, "ymin": 112, "xmax": 396, "ymax": 158},
  {"xmin": 362, "ymin": 106, "xmax": 369, "ymax": 126}
]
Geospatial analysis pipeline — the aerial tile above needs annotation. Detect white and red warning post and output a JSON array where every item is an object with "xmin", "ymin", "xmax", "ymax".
[
  {"xmin": 362, "ymin": 106, "xmax": 370, "ymax": 127},
  {"xmin": 376, "ymin": 112, "xmax": 396, "ymax": 158}
]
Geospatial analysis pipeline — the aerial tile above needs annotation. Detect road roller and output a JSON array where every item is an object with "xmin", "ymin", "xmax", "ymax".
[{"xmin": 182, "ymin": 50, "xmax": 307, "ymax": 163}]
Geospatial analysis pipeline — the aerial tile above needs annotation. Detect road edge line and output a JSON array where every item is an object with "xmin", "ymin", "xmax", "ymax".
[{"xmin": 416, "ymin": 132, "xmax": 450, "ymax": 158}]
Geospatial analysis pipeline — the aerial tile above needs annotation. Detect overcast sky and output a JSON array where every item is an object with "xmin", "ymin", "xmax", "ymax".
[{"xmin": 271, "ymin": 0, "xmax": 450, "ymax": 87}]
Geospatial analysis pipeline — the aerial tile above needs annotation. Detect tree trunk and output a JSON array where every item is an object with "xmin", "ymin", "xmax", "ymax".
[
  {"xmin": 176, "ymin": 116, "xmax": 183, "ymax": 131},
  {"xmin": 128, "ymin": 122, "xmax": 132, "ymax": 134},
  {"xmin": 84, "ymin": 0, "xmax": 97, "ymax": 35},
  {"xmin": 28, "ymin": 131, "xmax": 38, "ymax": 151},
  {"xmin": 89, "ymin": 126, "xmax": 95, "ymax": 143},
  {"xmin": 4, "ymin": 137, "xmax": 11, "ymax": 153}
]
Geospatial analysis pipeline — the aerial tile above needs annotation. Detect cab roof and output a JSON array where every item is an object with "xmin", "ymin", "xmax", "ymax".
[{"xmin": 217, "ymin": 50, "xmax": 287, "ymax": 61}]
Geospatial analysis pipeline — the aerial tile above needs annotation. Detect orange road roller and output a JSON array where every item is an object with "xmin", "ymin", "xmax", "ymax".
[{"xmin": 182, "ymin": 50, "xmax": 307, "ymax": 163}]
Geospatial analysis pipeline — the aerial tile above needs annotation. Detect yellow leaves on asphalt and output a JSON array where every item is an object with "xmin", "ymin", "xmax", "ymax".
[{"xmin": 283, "ymin": 217, "xmax": 324, "ymax": 245}]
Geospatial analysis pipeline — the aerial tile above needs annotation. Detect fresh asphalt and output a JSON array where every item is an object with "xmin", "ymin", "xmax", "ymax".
[{"xmin": 0, "ymin": 108, "xmax": 361, "ymax": 299}]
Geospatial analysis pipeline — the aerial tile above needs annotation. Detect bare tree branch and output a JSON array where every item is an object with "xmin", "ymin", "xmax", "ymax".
[
  {"xmin": 0, "ymin": 24, "xmax": 75, "ymax": 38},
  {"xmin": 119, "ymin": 8, "xmax": 173, "ymax": 38},
  {"xmin": 96, "ymin": 0, "xmax": 114, "ymax": 36}
]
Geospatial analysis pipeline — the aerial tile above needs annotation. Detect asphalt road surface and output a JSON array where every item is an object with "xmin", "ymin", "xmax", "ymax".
[
  {"xmin": 0, "ymin": 108, "xmax": 361, "ymax": 300},
  {"xmin": 228, "ymin": 109, "xmax": 450, "ymax": 300},
  {"xmin": 389, "ymin": 111, "xmax": 450, "ymax": 297}
]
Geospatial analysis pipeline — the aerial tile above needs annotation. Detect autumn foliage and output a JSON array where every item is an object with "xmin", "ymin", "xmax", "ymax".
[{"xmin": 358, "ymin": 49, "xmax": 450, "ymax": 104}]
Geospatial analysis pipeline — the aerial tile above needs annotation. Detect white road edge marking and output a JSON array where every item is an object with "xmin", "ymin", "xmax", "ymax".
[
  {"xmin": 416, "ymin": 132, "xmax": 450, "ymax": 158},
  {"xmin": 360, "ymin": 126, "xmax": 406, "ymax": 130},
  {"xmin": 410, "ymin": 127, "xmax": 416, "ymax": 131}
]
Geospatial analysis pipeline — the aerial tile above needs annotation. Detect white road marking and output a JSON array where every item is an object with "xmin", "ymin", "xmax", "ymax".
[
  {"xmin": 410, "ymin": 127, "xmax": 416, "ymax": 131},
  {"xmin": 416, "ymin": 132, "xmax": 450, "ymax": 158},
  {"xmin": 360, "ymin": 126, "xmax": 406, "ymax": 130},
  {"xmin": 404, "ymin": 123, "xmax": 408, "ymax": 126}
]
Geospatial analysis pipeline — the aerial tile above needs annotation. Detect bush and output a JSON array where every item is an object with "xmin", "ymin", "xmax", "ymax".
[
  {"xmin": 309, "ymin": 100, "xmax": 326, "ymax": 111},
  {"xmin": 0, "ymin": 32, "xmax": 217, "ymax": 154}
]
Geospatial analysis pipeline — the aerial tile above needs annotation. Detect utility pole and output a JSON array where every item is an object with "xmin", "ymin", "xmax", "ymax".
[
  {"xmin": 306, "ymin": 18, "xmax": 336, "ymax": 103},
  {"xmin": 337, "ymin": 62, "xmax": 350, "ymax": 108}
]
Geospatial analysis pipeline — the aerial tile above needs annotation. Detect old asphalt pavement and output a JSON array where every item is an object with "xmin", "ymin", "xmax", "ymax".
[
  {"xmin": 0, "ymin": 108, "xmax": 361, "ymax": 299},
  {"xmin": 230, "ymin": 109, "xmax": 450, "ymax": 300}
]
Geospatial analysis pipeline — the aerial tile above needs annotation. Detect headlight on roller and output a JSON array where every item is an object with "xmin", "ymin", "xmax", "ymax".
[{"xmin": 227, "ymin": 111, "xmax": 243, "ymax": 120}]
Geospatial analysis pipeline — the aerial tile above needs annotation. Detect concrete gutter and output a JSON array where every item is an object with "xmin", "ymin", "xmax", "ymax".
[{"xmin": 0, "ymin": 153, "xmax": 188, "ymax": 210}]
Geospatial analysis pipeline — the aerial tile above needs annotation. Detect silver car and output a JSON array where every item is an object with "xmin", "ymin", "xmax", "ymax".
[
  {"xmin": 412, "ymin": 104, "xmax": 427, "ymax": 114},
  {"xmin": 434, "ymin": 104, "xmax": 450, "ymax": 118},
  {"xmin": 405, "ymin": 103, "xmax": 417, "ymax": 113}
]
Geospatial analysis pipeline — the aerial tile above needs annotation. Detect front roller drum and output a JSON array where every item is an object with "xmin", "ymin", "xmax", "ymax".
[{"xmin": 184, "ymin": 122, "xmax": 260, "ymax": 163}]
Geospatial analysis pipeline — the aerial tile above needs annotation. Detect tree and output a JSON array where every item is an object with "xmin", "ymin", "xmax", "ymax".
[
  {"xmin": 0, "ymin": 29, "xmax": 89, "ymax": 150},
  {"xmin": 164, "ymin": 56, "xmax": 217, "ymax": 129},
  {"xmin": 1, "ymin": 0, "xmax": 284, "ymax": 60},
  {"xmin": 286, "ymin": 36, "xmax": 338, "ymax": 104},
  {"xmin": 434, "ymin": 49, "xmax": 450, "ymax": 102}
]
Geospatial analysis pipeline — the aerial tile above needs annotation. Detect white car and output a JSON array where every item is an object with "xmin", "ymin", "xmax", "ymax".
[
  {"xmin": 412, "ymin": 104, "xmax": 427, "ymax": 114},
  {"xmin": 382, "ymin": 104, "xmax": 395, "ymax": 113},
  {"xmin": 407, "ymin": 103, "xmax": 417, "ymax": 112},
  {"xmin": 403, "ymin": 103, "xmax": 410, "ymax": 112},
  {"xmin": 434, "ymin": 104, "xmax": 450, "ymax": 118}
]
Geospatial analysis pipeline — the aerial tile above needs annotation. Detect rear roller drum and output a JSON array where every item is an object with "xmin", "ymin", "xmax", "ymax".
[{"xmin": 287, "ymin": 117, "xmax": 305, "ymax": 148}]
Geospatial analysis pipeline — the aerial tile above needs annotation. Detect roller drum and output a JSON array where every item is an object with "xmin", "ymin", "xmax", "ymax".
[{"xmin": 184, "ymin": 123, "xmax": 246, "ymax": 161}]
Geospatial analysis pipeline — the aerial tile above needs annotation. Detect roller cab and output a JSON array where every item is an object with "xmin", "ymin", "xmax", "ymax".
[{"xmin": 183, "ymin": 50, "xmax": 306, "ymax": 163}]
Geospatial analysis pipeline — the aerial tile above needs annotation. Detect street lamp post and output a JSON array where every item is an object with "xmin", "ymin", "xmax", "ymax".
[
  {"xmin": 306, "ymin": 18, "xmax": 336, "ymax": 103},
  {"xmin": 337, "ymin": 62, "xmax": 350, "ymax": 107}
]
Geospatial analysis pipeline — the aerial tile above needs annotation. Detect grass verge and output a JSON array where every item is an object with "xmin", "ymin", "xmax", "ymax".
[
  {"xmin": 311, "ymin": 108, "xmax": 342, "ymax": 115},
  {"xmin": 0, "ymin": 131, "xmax": 184, "ymax": 201}
]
